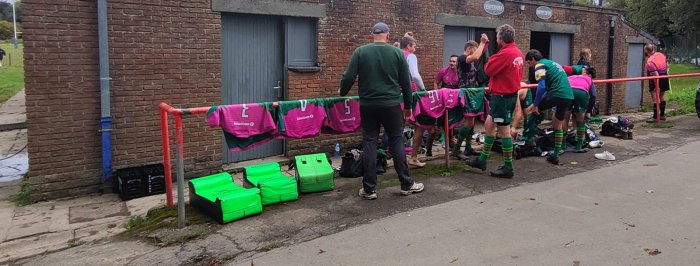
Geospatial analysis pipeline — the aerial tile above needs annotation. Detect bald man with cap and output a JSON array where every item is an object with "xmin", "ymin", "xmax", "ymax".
[{"xmin": 340, "ymin": 22, "xmax": 425, "ymax": 200}]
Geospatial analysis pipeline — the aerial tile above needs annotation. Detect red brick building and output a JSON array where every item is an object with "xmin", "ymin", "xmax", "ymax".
[{"xmin": 22, "ymin": 0, "xmax": 655, "ymax": 200}]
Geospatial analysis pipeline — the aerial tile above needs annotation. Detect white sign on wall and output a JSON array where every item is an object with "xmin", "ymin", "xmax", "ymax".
[
  {"xmin": 484, "ymin": 0, "xmax": 505, "ymax": 16},
  {"xmin": 536, "ymin": 6, "xmax": 553, "ymax": 20}
]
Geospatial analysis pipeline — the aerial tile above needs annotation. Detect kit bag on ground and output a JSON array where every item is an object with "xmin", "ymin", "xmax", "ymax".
[{"xmin": 338, "ymin": 149, "xmax": 388, "ymax": 178}]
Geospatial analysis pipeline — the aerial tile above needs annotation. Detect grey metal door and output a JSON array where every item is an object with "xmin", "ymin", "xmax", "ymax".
[
  {"xmin": 221, "ymin": 13, "xmax": 284, "ymax": 163},
  {"xmin": 443, "ymin": 26, "xmax": 475, "ymax": 66},
  {"xmin": 550, "ymin": 33, "xmax": 571, "ymax": 66},
  {"xmin": 625, "ymin": 43, "xmax": 644, "ymax": 108}
]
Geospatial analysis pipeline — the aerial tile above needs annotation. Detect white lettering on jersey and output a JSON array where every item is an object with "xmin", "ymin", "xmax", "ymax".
[
  {"xmin": 512, "ymin": 57, "xmax": 524, "ymax": 68},
  {"xmin": 300, "ymin": 100, "xmax": 308, "ymax": 112},
  {"xmin": 428, "ymin": 91, "xmax": 440, "ymax": 103},
  {"xmin": 344, "ymin": 99, "xmax": 351, "ymax": 115},
  {"xmin": 241, "ymin": 104, "xmax": 249, "ymax": 118}
]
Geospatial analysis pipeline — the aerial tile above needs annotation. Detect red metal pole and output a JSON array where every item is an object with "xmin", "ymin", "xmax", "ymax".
[
  {"xmin": 160, "ymin": 109, "xmax": 173, "ymax": 209},
  {"xmin": 444, "ymin": 109, "xmax": 449, "ymax": 169}
]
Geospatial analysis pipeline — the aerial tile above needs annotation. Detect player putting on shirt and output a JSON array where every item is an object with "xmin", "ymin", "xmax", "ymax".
[
  {"xmin": 453, "ymin": 34, "xmax": 489, "ymax": 160},
  {"xmin": 565, "ymin": 67, "xmax": 597, "ymax": 153},
  {"xmin": 523, "ymin": 49, "xmax": 574, "ymax": 165},
  {"xmin": 465, "ymin": 24, "xmax": 524, "ymax": 178}
]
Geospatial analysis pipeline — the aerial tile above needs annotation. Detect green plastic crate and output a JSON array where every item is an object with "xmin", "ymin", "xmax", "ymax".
[
  {"xmin": 244, "ymin": 162, "xmax": 299, "ymax": 205},
  {"xmin": 188, "ymin": 172, "xmax": 262, "ymax": 224},
  {"xmin": 294, "ymin": 153, "xmax": 334, "ymax": 193}
]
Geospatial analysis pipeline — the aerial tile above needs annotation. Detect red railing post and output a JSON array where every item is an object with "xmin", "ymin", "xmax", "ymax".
[{"xmin": 160, "ymin": 109, "xmax": 174, "ymax": 208}]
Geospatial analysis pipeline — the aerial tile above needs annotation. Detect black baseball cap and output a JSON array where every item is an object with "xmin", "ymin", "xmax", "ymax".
[{"xmin": 372, "ymin": 23, "xmax": 389, "ymax": 34}]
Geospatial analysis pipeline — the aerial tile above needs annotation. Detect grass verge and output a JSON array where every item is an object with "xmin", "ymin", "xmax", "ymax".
[
  {"xmin": 0, "ymin": 42, "xmax": 24, "ymax": 104},
  {"xmin": 665, "ymin": 64, "xmax": 700, "ymax": 116}
]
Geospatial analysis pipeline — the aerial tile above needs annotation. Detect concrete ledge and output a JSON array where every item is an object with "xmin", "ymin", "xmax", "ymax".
[
  {"xmin": 625, "ymin": 36, "xmax": 648, "ymax": 44},
  {"xmin": 212, "ymin": 0, "xmax": 326, "ymax": 18},
  {"xmin": 524, "ymin": 21, "xmax": 580, "ymax": 34},
  {"xmin": 435, "ymin": 13, "xmax": 514, "ymax": 29}
]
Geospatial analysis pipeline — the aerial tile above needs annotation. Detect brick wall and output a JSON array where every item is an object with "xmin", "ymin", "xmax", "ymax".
[
  {"xmin": 23, "ymin": 0, "xmax": 653, "ymax": 200},
  {"xmin": 23, "ymin": 0, "xmax": 222, "ymax": 201}
]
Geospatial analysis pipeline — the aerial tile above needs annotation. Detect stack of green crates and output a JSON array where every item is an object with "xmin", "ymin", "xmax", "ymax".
[
  {"xmin": 294, "ymin": 153, "xmax": 334, "ymax": 193},
  {"xmin": 188, "ymin": 172, "xmax": 262, "ymax": 224},
  {"xmin": 244, "ymin": 162, "xmax": 299, "ymax": 205}
]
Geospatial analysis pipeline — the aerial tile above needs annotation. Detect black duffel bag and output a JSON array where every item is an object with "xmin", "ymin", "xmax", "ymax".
[{"xmin": 338, "ymin": 149, "xmax": 387, "ymax": 178}]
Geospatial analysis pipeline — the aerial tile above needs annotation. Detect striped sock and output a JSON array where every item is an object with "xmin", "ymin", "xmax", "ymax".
[
  {"xmin": 553, "ymin": 129, "xmax": 564, "ymax": 157},
  {"xmin": 576, "ymin": 122, "xmax": 585, "ymax": 150},
  {"xmin": 478, "ymin": 135, "xmax": 495, "ymax": 164},
  {"xmin": 502, "ymin": 136, "xmax": 513, "ymax": 171}
]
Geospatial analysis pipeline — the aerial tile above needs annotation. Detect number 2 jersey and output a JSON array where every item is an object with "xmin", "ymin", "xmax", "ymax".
[{"xmin": 206, "ymin": 103, "xmax": 278, "ymax": 151}]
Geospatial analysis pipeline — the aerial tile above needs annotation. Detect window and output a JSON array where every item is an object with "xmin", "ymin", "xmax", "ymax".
[
  {"xmin": 443, "ymin": 26, "xmax": 497, "ymax": 66},
  {"xmin": 285, "ymin": 17, "xmax": 317, "ymax": 69}
]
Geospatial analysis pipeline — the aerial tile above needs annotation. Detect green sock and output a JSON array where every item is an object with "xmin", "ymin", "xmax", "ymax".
[
  {"xmin": 479, "ymin": 135, "xmax": 495, "ymax": 164},
  {"xmin": 553, "ymin": 129, "xmax": 564, "ymax": 157},
  {"xmin": 464, "ymin": 127, "xmax": 474, "ymax": 150},
  {"xmin": 576, "ymin": 122, "xmax": 585, "ymax": 150},
  {"xmin": 502, "ymin": 137, "xmax": 513, "ymax": 171},
  {"xmin": 453, "ymin": 126, "xmax": 467, "ymax": 153}
]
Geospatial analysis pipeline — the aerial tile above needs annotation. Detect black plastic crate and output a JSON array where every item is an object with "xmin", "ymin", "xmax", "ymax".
[{"xmin": 114, "ymin": 164, "xmax": 166, "ymax": 200}]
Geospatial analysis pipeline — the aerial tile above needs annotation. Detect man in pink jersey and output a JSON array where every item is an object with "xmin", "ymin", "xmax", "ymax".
[
  {"xmin": 566, "ymin": 67, "xmax": 597, "ymax": 152},
  {"xmin": 645, "ymin": 43, "xmax": 670, "ymax": 122}
]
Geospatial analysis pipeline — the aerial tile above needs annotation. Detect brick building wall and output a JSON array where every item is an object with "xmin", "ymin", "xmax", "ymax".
[
  {"xmin": 23, "ymin": 0, "xmax": 653, "ymax": 200},
  {"xmin": 23, "ymin": 0, "xmax": 222, "ymax": 200}
]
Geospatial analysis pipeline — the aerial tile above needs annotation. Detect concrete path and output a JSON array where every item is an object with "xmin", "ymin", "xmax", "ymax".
[
  {"xmin": 237, "ymin": 140, "xmax": 700, "ymax": 266},
  {"xmin": 0, "ymin": 89, "xmax": 27, "ymax": 183},
  {"xmin": 0, "ymin": 89, "xmax": 26, "ymax": 125},
  {"xmin": 0, "ymin": 191, "xmax": 175, "ymax": 263}
]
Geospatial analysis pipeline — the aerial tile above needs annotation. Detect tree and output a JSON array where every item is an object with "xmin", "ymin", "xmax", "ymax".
[
  {"xmin": 0, "ymin": 0, "xmax": 21, "ymax": 23},
  {"xmin": 603, "ymin": 0, "xmax": 673, "ymax": 38},
  {"xmin": 0, "ymin": 20, "xmax": 12, "ymax": 40},
  {"xmin": 667, "ymin": 0, "xmax": 700, "ymax": 41}
]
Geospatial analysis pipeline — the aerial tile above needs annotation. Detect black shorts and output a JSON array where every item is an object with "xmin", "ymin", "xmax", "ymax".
[
  {"xmin": 648, "ymin": 77, "xmax": 670, "ymax": 92},
  {"xmin": 416, "ymin": 114, "xmax": 448, "ymax": 128},
  {"xmin": 538, "ymin": 96, "xmax": 573, "ymax": 121}
]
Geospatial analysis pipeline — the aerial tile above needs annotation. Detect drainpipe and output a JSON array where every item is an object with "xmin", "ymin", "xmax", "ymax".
[
  {"xmin": 97, "ymin": 0, "xmax": 112, "ymax": 182},
  {"xmin": 605, "ymin": 15, "xmax": 615, "ymax": 115}
]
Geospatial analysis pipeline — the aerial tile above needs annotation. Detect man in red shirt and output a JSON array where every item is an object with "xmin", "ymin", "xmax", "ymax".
[{"xmin": 466, "ymin": 24, "xmax": 524, "ymax": 178}]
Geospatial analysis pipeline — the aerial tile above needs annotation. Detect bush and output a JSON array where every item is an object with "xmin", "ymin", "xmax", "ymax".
[{"xmin": 0, "ymin": 20, "xmax": 12, "ymax": 40}]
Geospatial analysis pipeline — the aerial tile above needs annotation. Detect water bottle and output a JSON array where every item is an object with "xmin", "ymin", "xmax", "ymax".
[{"xmin": 334, "ymin": 141, "xmax": 341, "ymax": 158}]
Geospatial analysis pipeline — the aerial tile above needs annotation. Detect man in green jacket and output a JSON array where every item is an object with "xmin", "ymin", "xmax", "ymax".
[{"xmin": 340, "ymin": 22, "xmax": 425, "ymax": 200}]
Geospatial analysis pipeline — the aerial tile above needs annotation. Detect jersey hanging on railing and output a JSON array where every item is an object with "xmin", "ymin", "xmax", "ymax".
[
  {"xmin": 410, "ymin": 90, "xmax": 446, "ymax": 129},
  {"xmin": 278, "ymin": 99, "xmax": 327, "ymax": 139},
  {"xmin": 323, "ymin": 97, "xmax": 361, "ymax": 134},
  {"xmin": 440, "ymin": 88, "xmax": 466, "ymax": 129},
  {"xmin": 206, "ymin": 103, "xmax": 279, "ymax": 151},
  {"xmin": 460, "ymin": 87, "xmax": 487, "ymax": 118}
]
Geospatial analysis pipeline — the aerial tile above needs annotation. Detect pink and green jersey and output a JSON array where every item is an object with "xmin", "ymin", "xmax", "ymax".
[
  {"xmin": 323, "ymin": 97, "xmax": 361, "ymax": 134},
  {"xmin": 278, "ymin": 99, "xmax": 327, "ymax": 139},
  {"xmin": 568, "ymin": 75, "xmax": 593, "ymax": 94},
  {"xmin": 206, "ymin": 103, "xmax": 278, "ymax": 151}
]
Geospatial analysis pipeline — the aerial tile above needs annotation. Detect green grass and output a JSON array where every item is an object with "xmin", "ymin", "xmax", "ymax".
[
  {"xmin": 122, "ymin": 204, "xmax": 212, "ymax": 238},
  {"xmin": 0, "ymin": 42, "xmax": 24, "ymax": 104},
  {"xmin": 665, "ymin": 64, "xmax": 700, "ymax": 116}
]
